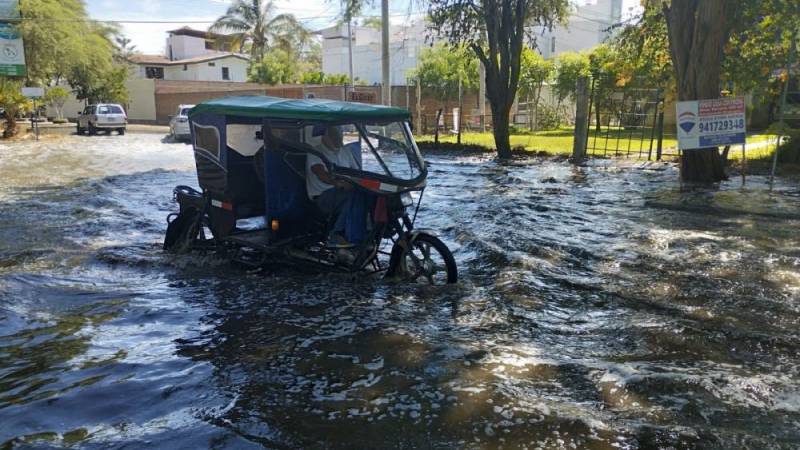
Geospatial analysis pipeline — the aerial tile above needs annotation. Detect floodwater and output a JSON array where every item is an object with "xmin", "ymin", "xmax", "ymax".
[{"xmin": 1, "ymin": 133, "xmax": 799, "ymax": 449}]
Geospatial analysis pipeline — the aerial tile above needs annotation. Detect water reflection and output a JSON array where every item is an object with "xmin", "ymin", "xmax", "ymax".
[{"xmin": 0, "ymin": 134, "xmax": 799, "ymax": 448}]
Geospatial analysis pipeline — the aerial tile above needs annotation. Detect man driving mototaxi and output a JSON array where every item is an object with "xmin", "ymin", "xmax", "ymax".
[{"xmin": 305, "ymin": 126, "xmax": 360, "ymax": 247}]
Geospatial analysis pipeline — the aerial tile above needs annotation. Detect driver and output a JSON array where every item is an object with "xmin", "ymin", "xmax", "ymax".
[{"xmin": 306, "ymin": 126, "xmax": 360, "ymax": 247}]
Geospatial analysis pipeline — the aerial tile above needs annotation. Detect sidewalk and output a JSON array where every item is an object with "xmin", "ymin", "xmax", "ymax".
[{"xmin": 26, "ymin": 122, "xmax": 169, "ymax": 135}]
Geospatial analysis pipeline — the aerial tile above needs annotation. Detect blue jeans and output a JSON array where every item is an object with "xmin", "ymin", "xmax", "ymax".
[{"xmin": 314, "ymin": 188, "xmax": 370, "ymax": 243}]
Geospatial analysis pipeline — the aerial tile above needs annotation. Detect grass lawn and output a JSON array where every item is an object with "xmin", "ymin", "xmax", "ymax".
[{"xmin": 417, "ymin": 127, "xmax": 778, "ymax": 160}]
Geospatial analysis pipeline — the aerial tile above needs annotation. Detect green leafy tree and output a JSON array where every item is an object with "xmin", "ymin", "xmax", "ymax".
[
  {"xmin": 613, "ymin": 0, "xmax": 800, "ymax": 181},
  {"xmin": 299, "ymin": 72, "xmax": 350, "ymax": 85},
  {"xmin": 211, "ymin": 0, "xmax": 308, "ymax": 61},
  {"xmin": 587, "ymin": 44, "xmax": 621, "ymax": 132},
  {"xmin": 44, "ymin": 86, "xmax": 69, "ymax": 121},
  {"xmin": 518, "ymin": 48, "xmax": 555, "ymax": 130},
  {"xmin": 427, "ymin": 0, "xmax": 569, "ymax": 158},
  {"xmin": 248, "ymin": 49, "xmax": 298, "ymax": 84},
  {"xmin": 323, "ymin": 73, "xmax": 351, "ymax": 85},
  {"xmin": 300, "ymin": 71, "xmax": 325, "ymax": 84},
  {"xmin": 410, "ymin": 43, "xmax": 478, "ymax": 105},
  {"xmin": 19, "ymin": 0, "xmax": 127, "ymax": 106},
  {"xmin": 610, "ymin": 6, "xmax": 673, "ymax": 91},
  {"xmin": 20, "ymin": 0, "xmax": 119, "ymax": 86},
  {"xmin": 66, "ymin": 28, "xmax": 128, "ymax": 104},
  {"xmin": 0, "ymin": 80, "xmax": 32, "ymax": 138},
  {"xmin": 553, "ymin": 51, "xmax": 590, "ymax": 104}
]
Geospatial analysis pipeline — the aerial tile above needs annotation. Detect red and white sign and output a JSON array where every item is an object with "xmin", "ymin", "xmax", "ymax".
[{"xmin": 676, "ymin": 97, "xmax": 746, "ymax": 150}]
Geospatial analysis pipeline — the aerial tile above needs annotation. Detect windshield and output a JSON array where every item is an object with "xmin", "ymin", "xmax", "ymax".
[
  {"xmin": 287, "ymin": 120, "xmax": 424, "ymax": 182},
  {"xmin": 360, "ymin": 121, "xmax": 423, "ymax": 180},
  {"xmin": 98, "ymin": 105, "xmax": 123, "ymax": 114}
]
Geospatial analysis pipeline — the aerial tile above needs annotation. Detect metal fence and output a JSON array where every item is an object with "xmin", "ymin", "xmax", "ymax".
[{"xmin": 585, "ymin": 83, "xmax": 666, "ymax": 160}]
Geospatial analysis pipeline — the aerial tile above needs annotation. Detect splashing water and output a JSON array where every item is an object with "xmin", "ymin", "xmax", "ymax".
[{"xmin": 1, "ymin": 133, "xmax": 799, "ymax": 449}]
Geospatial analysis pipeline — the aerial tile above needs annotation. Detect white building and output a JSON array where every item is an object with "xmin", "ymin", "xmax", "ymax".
[
  {"xmin": 319, "ymin": 0, "xmax": 622, "ymax": 86},
  {"xmin": 536, "ymin": 0, "xmax": 623, "ymax": 59},
  {"xmin": 128, "ymin": 27, "xmax": 249, "ymax": 82},
  {"xmin": 319, "ymin": 20, "xmax": 426, "ymax": 86}
]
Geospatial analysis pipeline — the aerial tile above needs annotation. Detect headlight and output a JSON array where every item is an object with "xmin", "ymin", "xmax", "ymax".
[{"xmin": 400, "ymin": 192, "xmax": 414, "ymax": 207}]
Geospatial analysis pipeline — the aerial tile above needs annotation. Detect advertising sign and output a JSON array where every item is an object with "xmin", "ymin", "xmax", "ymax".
[
  {"xmin": 0, "ymin": 0, "xmax": 23, "ymax": 76},
  {"xmin": 21, "ymin": 87, "xmax": 43, "ymax": 98},
  {"xmin": 676, "ymin": 97, "xmax": 746, "ymax": 149},
  {"xmin": 0, "ymin": 0, "xmax": 19, "ymax": 19},
  {"xmin": 0, "ymin": 22, "xmax": 24, "ymax": 76}
]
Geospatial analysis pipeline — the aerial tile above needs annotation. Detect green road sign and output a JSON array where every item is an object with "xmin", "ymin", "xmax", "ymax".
[
  {"xmin": 0, "ymin": 0, "xmax": 19, "ymax": 20},
  {"xmin": 0, "ymin": 22, "xmax": 25, "ymax": 77}
]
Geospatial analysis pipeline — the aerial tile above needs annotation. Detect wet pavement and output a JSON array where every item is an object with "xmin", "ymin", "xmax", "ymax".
[{"xmin": 1, "ymin": 132, "xmax": 799, "ymax": 449}]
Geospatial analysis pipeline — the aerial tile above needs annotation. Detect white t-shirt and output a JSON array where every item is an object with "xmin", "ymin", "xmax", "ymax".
[{"xmin": 306, "ymin": 144, "xmax": 359, "ymax": 199}]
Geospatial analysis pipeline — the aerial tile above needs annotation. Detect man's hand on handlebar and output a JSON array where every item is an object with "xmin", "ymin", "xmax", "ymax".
[{"xmin": 334, "ymin": 178, "xmax": 354, "ymax": 191}]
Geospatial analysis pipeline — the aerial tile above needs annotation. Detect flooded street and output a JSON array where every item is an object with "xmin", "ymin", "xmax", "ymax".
[{"xmin": 1, "ymin": 132, "xmax": 799, "ymax": 449}]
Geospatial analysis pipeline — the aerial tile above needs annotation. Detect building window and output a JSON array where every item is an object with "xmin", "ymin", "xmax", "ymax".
[
  {"xmin": 145, "ymin": 66, "xmax": 164, "ymax": 79},
  {"xmin": 222, "ymin": 67, "xmax": 230, "ymax": 81},
  {"xmin": 550, "ymin": 36, "xmax": 556, "ymax": 54},
  {"xmin": 205, "ymin": 40, "xmax": 214, "ymax": 50},
  {"xmin": 208, "ymin": 62, "xmax": 216, "ymax": 67},
  {"xmin": 183, "ymin": 64, "xmax": 188, "ymax": 71}
]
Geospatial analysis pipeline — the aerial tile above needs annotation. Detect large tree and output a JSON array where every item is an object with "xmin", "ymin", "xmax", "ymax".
[
  {"xmin": 427, "ymin": 0, "xmax": 569, "ymax": 158},
  {"xmin": 210, "ymin": 0, "xmax": 307, "ymax": 61},
  {"xmin": 634, "ymin": 0, "xmax": 799, "ymax": 182},
  {"xmin": 18, "ymin": 0, "xmax": 127, "ymax": 108},
  {"xmin": 411, "ymin": 43, "xmax": 479, "ymax": 105},
  {"xmin": 662, "ymin": 0, "xmax": 740, "ymax": 181},
  {"xmin": 518, "ymin": 48, "xmax": 554, "ymax": 131}
]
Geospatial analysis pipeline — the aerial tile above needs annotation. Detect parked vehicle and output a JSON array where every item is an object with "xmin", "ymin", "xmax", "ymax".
[
  {"xmin": 169, "ymin": 104, "xmax": 195, "ymax": 141},
  {"xmin": 163, "ymin": 95, "xmax": 457, "ymax": 284},
  {"xmin": 76, "ymin": 104, "xmax": 127, "ymax": 135}
]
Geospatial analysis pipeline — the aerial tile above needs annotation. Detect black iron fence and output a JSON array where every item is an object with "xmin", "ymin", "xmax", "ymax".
[{"xmin": 585, "ymin": 83, "xmax": 666, "ymax": 160}]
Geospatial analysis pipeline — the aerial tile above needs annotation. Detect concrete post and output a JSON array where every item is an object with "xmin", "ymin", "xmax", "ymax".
[
  {"xmin": 572, "ymin": 76, "xmax": 590, "ymax": 161},
  {"xmin": 479, "ymin": 61, "xmax": 486, "ymax": 132}
]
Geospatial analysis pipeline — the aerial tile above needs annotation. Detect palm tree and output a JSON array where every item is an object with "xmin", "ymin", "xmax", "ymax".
[{"xmin": 210, "ymin": 0, "xmax": 308, "ymax": 62}]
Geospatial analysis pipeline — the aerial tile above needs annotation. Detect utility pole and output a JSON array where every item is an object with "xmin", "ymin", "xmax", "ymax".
[
  {"xmin": 347, "ymin": 16, "xmax": 354, "ymax": 89},
  {"xmin": 381, "ymin": 0, "xmax": 390, "ymax": 105}
]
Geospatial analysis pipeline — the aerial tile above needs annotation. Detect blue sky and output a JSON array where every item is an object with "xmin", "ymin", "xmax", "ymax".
[{"xmin": 86, "ymin": 0, "xmax": 640, "ymax": 55}]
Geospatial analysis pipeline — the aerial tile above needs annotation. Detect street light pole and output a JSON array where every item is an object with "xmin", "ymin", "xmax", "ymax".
[
  {"xmin": 381, "ymin": 0, "xmax": 390, "ymax": 105},
  {"xmin": 347, "ymin": 15, "xmax": 354, "ymax": 87}
]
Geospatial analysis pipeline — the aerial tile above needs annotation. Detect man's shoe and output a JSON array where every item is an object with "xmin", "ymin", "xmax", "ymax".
[{"xmin": 326, "ymin": 233, "xmax": 355, "ymax": 248}]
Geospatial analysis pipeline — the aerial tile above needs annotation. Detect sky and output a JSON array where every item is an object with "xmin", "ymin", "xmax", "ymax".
[{"xmin": 86, "ymin": 0, "xmax": 642, "ymax": 56}]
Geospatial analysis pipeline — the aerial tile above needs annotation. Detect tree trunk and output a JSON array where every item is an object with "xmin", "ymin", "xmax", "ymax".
[
  {"xmin": 491, "ymin": 102, "xmax": 512, "ymax": 158},
  {"xmin": 665, "ymin": 0, "xmax": 734, "ymax": 183},
  {"xmin": 3, "ymin": 114, "xmax": 17, "ymax": 138}
]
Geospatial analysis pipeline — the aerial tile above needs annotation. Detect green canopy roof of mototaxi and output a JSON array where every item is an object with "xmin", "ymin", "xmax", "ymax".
[{"xmin": 188, "ymin": 95, "xmax": 411, "ymax": 122}]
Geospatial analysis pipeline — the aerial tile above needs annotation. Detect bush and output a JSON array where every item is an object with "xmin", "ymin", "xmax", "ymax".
[
  {"xmin": 53, "ymin": 118, "xmax": 68, "ymax": 124},
  {"xmin": 536, "ymin": 104, "xmax": 570, "ymax": 131}
]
